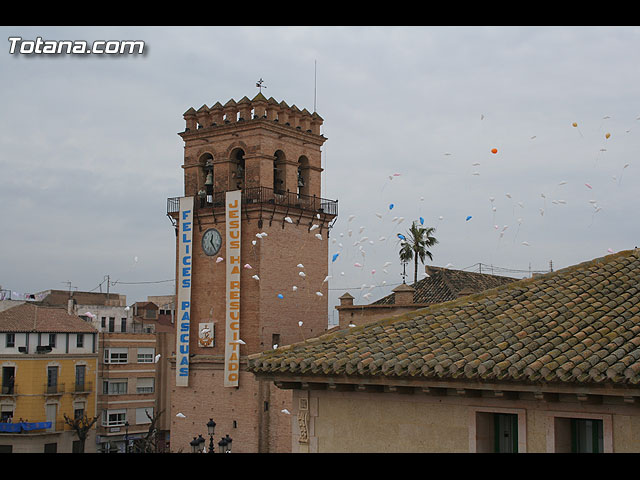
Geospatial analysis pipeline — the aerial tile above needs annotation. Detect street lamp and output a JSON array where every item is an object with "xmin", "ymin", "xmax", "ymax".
[
  {"xmin": 124, "ymin": 421, "xmax": 129, "ymax": 453},
  {"xmin": 207, "ymin": 418, "xmax": 216, "ymax": 453},
  {"xmin": 218, "ymin": 434, "xmax": 232, "ymax": 453},
  {"xmin": 190, "ymin": 437, "xmax": 201, "ymax": 454}
]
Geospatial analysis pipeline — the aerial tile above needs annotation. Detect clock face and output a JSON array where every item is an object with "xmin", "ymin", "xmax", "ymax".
[{"xmin": 202, "ymin": 228, "xmax": 222, "ymax": 256}]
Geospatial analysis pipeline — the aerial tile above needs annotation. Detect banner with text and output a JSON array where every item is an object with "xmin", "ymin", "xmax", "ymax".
[
  {"xmin": 224, "ymin": 190, "xmax": 242, "ymax": 387},
  {"xmin": 176, "ymin": 196, "xmax": 194, "ymax": 387}
]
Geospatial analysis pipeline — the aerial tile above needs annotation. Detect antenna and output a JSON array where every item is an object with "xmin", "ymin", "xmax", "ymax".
[{"xmin": 314, "ymin": 60, "xmax": 317, "ymax": 112}]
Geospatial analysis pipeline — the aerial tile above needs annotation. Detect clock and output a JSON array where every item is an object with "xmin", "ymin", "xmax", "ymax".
[{"xmin": 202, "ymin": 228, "xmax": 222, "ymax": 256}]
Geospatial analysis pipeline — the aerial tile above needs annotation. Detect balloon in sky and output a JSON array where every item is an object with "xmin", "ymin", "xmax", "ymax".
[
  {"xmin": 397, "ymin": 234, "xmax": 406, "ymax": 240},
  {"xmin": 252, "ymin": 275, "xmax": 260, "ymax": 281},
  {"xmin": 466, "ymin": 216, "xmax": 472, "ymax": 221},
  {"xmin": 585, "ymin": 183, "xmax": 593, "ymax": 189},
  {"xmin": 277, "ymin": 294, "xmax": 284, "ymax": 299},
  {"xmin": 216, "ymin": 257, "xmax": 224, "ymax": 263},
  {"xmin": 389, "ymin": 204, "xmax": 394, "ymax": 210},
  {"xmin": 284, "ymin": 216, "xmax": 293, "ymax": 223},
  {"xmin": 491, "ymin": 148, "xmax": 498, "ymax": 154},
  {"xmin": 419, "ymin": 217, "xmax": 424, "ymax": 225},
  {"xmin": 310, "ymin": 224, "xmax": 319, "ymax": 231},
  {"xmin": 244, "ymin": 264, "xmax": 252, "ymax": 269},
  {"xmin": 332, "ymin": 253, "xmax": 339, "ymax": 262},
  {"xmin": 605, "ymin": 132, "xmax": 611, "ymax": 139},
  {"xmin": 572, "ymin": 122, "xmax": 578, "ymax": 127}
]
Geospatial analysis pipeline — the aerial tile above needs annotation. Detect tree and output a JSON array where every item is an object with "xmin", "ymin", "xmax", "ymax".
[
  {"xmin": 398, "ymin": 221, "xmax": 438, "ymax": 285},
  {"xmin": 132, "ymin": 409, "xmax": 165, "ymax": 453},
  {"xmin": 63, "ymin": 413, "xmax": 98, "ymax": 453}
]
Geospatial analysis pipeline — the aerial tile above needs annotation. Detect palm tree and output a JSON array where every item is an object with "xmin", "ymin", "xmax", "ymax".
[{"xmin": 399, "ymin": 221, "xmax": 438, "ymax": 285}]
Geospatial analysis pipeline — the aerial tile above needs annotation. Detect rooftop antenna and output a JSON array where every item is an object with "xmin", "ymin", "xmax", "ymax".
[
  {"xmin": 314, "ymin": 60, "xmax": 317, "ymax": 112},
  {"xmin": 256, "ymin": 78, "xmax": 266, "ymax": 94}
]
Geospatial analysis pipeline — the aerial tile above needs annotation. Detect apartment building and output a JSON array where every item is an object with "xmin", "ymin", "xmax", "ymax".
[
  {"xmin": 41, "ymin": 290, "xmax": 174, "ymax": 453},
  {"xmin": 0, "ymin": 301, "xmax": 98, "ymax": 453}
]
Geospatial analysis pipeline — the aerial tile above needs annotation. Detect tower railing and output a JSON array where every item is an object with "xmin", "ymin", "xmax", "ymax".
[{"xmin": 167, "ymin": 187, "xmax": 338, "ymax": 217}]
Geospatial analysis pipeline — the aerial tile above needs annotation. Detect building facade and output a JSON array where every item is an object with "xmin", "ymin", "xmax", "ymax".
[
  {"xmin": 41, "ymin": 290, "xmax": 174, "ymax": 452},
  {"xmin": 167, "ymin": 92, "xmax": 337, "ymax": 452},
  {"xmin": 249, "ymin": 249, "xmax": 640, "ymax": 453},
  {"xmin": 0, "ymin": 302, "xmax": 98, "ymax": 453}
]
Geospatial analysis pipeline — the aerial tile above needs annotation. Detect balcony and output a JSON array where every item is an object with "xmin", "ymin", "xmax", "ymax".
[
  {"xmin": 0, "ymin": 384, "xmax": 17, "ymax": 396},
  {"xmin": 167, "ymin": 186, "xmax": 338, "ymax": 218},
  {"xmin": 44, "ymin": 383, "xmax": 65, "ymax": 396},
  {"xmin": 73, "ymin": 381, "xmax": 93, "ymax": 394}
]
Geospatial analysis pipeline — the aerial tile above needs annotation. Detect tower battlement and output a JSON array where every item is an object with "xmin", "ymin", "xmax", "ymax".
[{"xmin": 182, "ymin": 93, "xmax": 324, "ymax": 136}]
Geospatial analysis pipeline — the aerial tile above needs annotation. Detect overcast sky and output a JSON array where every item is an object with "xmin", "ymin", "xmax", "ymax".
[{"xmin": 1, "ymin": 26, "xmax": 639, "ymax": 322}]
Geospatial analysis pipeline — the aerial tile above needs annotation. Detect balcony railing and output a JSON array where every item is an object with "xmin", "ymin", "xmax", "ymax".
[
  {"xmin": 73, "ymin": 381, "xmax": 92, "ymax": 394},
  {"xmin": 0, "ymin": 385, "xmax": 17, "ymax": 396},
  {"xmin": 167, "ymin": 186, "xmax": 338, "ymax": 218},
  {"xmin": 44, "ymin": 383, "xmax": 64, "ymax": 395}
]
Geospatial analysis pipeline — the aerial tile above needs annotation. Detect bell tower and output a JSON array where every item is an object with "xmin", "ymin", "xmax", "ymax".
[{"xmin": 167, "ymin": 91, "xmax": 337, "ymax": 452}]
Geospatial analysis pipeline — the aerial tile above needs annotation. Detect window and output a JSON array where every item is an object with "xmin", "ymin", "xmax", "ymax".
[
  {"xmin": 108, "ymin": 317, "xmax": 115, "ymax": 332},
  {"xmin": 103, "ymin": 380, "xmax": 127, "ymax": 395},
  {"xmin": 48, "ymin": 334, "xmax": 56, "ymax": 348},
  {"xmin": 76, "ymin": 334, "xmax": 84, "ymax": 348},
  {"xmin": 136, "ymin": 407, "xmax": 153, "ymax": 424},
  {"xmin": 473, "ymin": 409, "xmax": 523, "ymax": 453},
  {"xmin": 47, "ymin": 366, "xmax": 58, "ymax": 388},
  {"xmin": 121, "ymin": 318, "xmax": 127, "ymax": 332},
  {"xmin": 104, "ymin": 348, "xmax": 128, "ymax": 364},
  {"xmin": 101, "ymin": 317, "xmax": 106, "ymax": 329},
  {"xmin": 75, "ymin": 365, "xmax": 86, "ymax": 390},
  {"xmin": 137, "ymin": 347, "xmax": 155, "ymax": 363},
  {"xmin": 5, "ymin": 333, "xmax": 15, "ymax": 348},
  {"xmin": 136, "ymin": 377, "xmax": 154, "ymax": 394},
  {"xmin": 571, "ymin": 418, "xmax": 603, "ymax": 453},
  {"xmin": 44, "ymin": 443, "xmax": 57, "ymax": 453},
  {"xmin": 103, "ymin": 409, "xmax": 126, "ymax": 427},
  {"xmin": 549, "ymin": 413, "xmax": 611, "ymax": 453},
  {"xmin": 494, "ymin": 413, "xmax": 518, "ymax": 453}
]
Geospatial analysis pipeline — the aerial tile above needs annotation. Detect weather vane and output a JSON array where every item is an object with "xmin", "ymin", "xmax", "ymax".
[{"xmin": 256, "ymin": 78, "xmax": 266, "ymax": 93}]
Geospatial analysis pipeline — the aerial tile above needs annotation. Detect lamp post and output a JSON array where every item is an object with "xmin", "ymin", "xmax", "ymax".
[
  {"xmin": 218, "ymin": 434, "xmax": 233, "ymax": 453},
  {"xmin": 190, "ymin": 419, "xmax": 233, "ymax": 453},
  {"xmin": 124, "ymin": 421, "xmax": 129, "ymax": 453},
  {"xmin": 207, "ymin": 418, "xmax": 216, "ymax": 453},
  {"xmin": 190, "ymin": 437, "xmax": 201, "ymax": 454}
]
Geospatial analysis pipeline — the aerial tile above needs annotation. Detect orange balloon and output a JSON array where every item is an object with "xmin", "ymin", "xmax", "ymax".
[
  {"xmin": 572, "ymin": 122, "xmax": 578, "ymax": 127},
  {"xmin": 605, "ymin": 132, "xmax": 611, "ymax": 139},
  {"xmin": 491, "ymin": 148, "xmax": 498, "ymax": 154}
]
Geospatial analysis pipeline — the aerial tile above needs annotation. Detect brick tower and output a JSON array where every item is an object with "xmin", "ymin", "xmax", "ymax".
[{"xmin": 167, "ymin": 91, "xmax": 337, "ymax": 453}]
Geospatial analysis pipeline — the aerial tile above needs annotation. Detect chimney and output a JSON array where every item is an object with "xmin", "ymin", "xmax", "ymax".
[
  {"xmin": 339, "ymin": 292, "xmax": 355, "ymax": 306},
  {"xmin": 392, "ymin": 283, "xmax": 415, "ymax": 305},
  {"xmin": 67, "ymin": 298, "xmax": 76, "ymax": 315}
]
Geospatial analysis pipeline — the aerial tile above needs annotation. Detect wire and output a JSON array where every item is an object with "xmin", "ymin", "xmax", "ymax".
[{"xmin": 112, "ymin": 279, "xmax": 174, "ymax": 285}]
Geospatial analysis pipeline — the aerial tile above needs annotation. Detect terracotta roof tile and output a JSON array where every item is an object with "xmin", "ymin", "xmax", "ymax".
[
  {"xmin": 249, "ymin": 249, "xmax": 640, "ymax": 386},
  {"xmin": 372, "ymin": 267, "xmax": 518, "ymax": 305},
  {"xmin": 0, "ymin": 303, "xmax": 97, "ymax": 333}
]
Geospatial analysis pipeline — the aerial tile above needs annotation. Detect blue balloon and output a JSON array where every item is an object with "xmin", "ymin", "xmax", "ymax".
[
  {"xmin": 466, "ymin": 215, "xmax": 473, "ymax": 221},
  {"xmin": 389, "ymin": 203, "xmax": 394, "ymax": 210},
  {"xmin": 332, "ymin": 253, "xmax": 339, "ymax": 262},
  {"xmin": 397, "ymin": 234, "xmax": 406, "ymax": 240},
  {"xmin": 419, "ymin": 217, "xmax": 424, "ymax": 225},
  {"xmin": 277, "ymin": 294, "xmax": 284, "ymax": 299}
]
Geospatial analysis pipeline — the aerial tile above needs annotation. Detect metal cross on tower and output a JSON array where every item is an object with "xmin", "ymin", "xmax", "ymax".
[{"xmin": 256, "ymin": 78, "xmax": 266, "ymax": 93}]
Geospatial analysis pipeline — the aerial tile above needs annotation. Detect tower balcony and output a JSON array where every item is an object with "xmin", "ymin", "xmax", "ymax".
[{"xmin": 167, "ymin": 186, "xmax": 338, "ymax": 221}]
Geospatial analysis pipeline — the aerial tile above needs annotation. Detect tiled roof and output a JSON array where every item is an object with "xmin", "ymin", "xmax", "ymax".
[
  {"xmin": 372, "ymin": 267, "xmax": 518, "ymax": 305},
  {"xmin": 0, "ymin": 303, "xmax": 97, "ymax": 333},
  {"xmin": 249, "ymin": 249, "xmax": 640, "ymax": 386}
]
